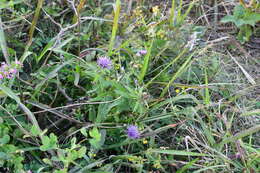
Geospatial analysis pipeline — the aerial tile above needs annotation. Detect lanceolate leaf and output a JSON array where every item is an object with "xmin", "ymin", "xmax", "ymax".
[{"xmin": 148, "ymin": 149, "xmax": 209, "ymax": 157}]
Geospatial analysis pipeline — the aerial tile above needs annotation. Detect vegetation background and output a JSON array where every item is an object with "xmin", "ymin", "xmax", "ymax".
[{"xmin": 0, "ymin": 0, "xmax": 259, "ymax": 172}]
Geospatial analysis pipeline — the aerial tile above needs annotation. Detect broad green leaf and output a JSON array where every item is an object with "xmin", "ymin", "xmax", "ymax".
[
  {"xmin": 243, "ymin": 13, "xmax": 260, "ymax": 26},
  {"xmin": 89, "ymin": 127, "xmax": 101, "ymax": 140},
  {"xmin": 233, "ymin": 5, "xmax": 246, "ymax": 18},
  {"xmin": 78, "ymin": 146, "xmax": 87, "ymax": 158},
  {"xmin": 0, "ymin": 134, "xmax": 10, "ymax": 145},
  {"xmin": 30, "ymin": 125, "xmax": 41, "ymax": 136}
]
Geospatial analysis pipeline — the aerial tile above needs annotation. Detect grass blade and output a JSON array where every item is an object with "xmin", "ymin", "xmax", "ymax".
[
  {"xmin": 0, "ymin": 85, "xmax": 42, "ymax": 133},
  {"xmin": 160, "ymin": 50, "xmax": 196, "ymax": 97},
  {"xmin": 204, "ymin": 68, "xmax": 210, "ymax": 105},
  {"xmin": 193, "ymin": 165, "xmax": 227, "ymax": 173},
  {"xmin": 72, "ymin": 0, "xmax": 87, "ymax": 24},
  {"xmin": 241, "ymin": 109, "xmax": 260, "ymax": 117},
  {"xmin": 145, "ymin": 48, "xmax": 187, "ymax": 87},
  {"xmin": 28, "ymin": 0, "xmax": 44, "ymax": 46},
  {"xmin": 176, "ymin": 158, "xmax": 199, "ymax": 173},
  {"xmin": 139, "ymin": 41, "xmax": 153, "ymax": 83},
  {"xmin": 219, "ymin": 125, "xmax": 260, "ymax": 146},
  {"xmin": 20, "ymin": 0, "xmax": 44, "ymax": 63},
  {"xmin": 0, "ymin": 16, "xmax": 10, "ymax": 64},
  {"xmin": 169, "ymin": 0, "xmax": 175, "ymax": 27},
  {"xmin": 108, "ymin": 0, "xmax": 121, "ymax": 56},
  {"xmin": 148, "ymin": 149, "xmax": 209, "ymax": 157}
]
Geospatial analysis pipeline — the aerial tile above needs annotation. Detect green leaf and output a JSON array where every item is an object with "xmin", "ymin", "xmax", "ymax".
[
  {"xmin": 0, "ymin": 152, "xmax": 10, "ymax": 160},
  {"xmin": 40, "ymin": 136, "xmax": 50, "ymax": 151},
  {"xmin": 221, "ymin": 15, "xmax": 236, "ymax": 24},
  {"xmin": 89, "ymin": 127, "xmax": 101, "ymax": 140},
  {"xmin": 243, "ymin": 13, "xmax": 260, "ymax": 26},
  {"xmin": 233, "ymin": 5, "xmax": 246, "ymax": 18},
  {"xmin": 40, "ymin": 133, "xmax": 58, "ymax": 151},
  {"xmin": 78, "ymin": 146, "xmax": 87, "ymax": 158},
  {"xmin": 89, "ymin": 127, "xmax": 102, "ymax": 149},
  {"xmin": 30, "ymin": 125, "xmax": 41, "ymax": 136},
  {"xmin": 0, "ymin": 134, "xmax": 10, "ymax": 145},
  {"xmin": 80, "ymin": 128, "xmax": 88, "ymax": 137}
]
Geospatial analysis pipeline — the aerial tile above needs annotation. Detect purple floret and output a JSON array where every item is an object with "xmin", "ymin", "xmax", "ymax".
[
  {"xmin": 97, "ymin": 56, "xmax": 112, "ymax": 69},
  {"xmin": 136, "ymin": 49, "xmax": 147, "ymax": 57},
  {"xmin": 127, "ymin": 125, "xmax": 140, "ymax": 139}
]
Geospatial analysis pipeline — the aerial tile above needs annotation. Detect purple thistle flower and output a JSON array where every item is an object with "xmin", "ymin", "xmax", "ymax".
[
  {"xmin": 97, "ymin": 56, "xmax": 112, "ymax": 69},
  {"xmin": 0, "ymin": 74, "xmax": 3, "ymax": 80},
  {"xmin": 127, "ymin": 125, "xmax": 140, "ymax": 139},
  {"xmin": 15, "ymin": 60, "xmax": 22, "ymax": 66},
  {"xmin": 136, "ymin": 49, "xmax": 147, "ymax": 57},
  {"xmin": 9, "ymin": 68, "xmax": 17, "ymax": 74},
  {"xmin": 139, "ymin": 50, "xmax": 147, "ymax": 55}
]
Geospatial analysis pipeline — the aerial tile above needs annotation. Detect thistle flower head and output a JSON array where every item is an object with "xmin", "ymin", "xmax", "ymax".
[
  {"xmin": 97, "ymin": 56, "xmax": 112, "ymax": 69},
  {"xmin": 127, "ymin": 125, "xmax": 140, "ymax": 139},
  {"xmin": 0, "ymin": 61, "xmax": 22, "ymax": 81},
  {"xmin": 136, "ymin": 50, "xmax": 147, "ymax": 57}
]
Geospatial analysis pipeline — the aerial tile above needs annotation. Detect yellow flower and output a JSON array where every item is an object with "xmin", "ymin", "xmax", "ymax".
[
  {"xmin": 134, "ymin": 8, "xmax": 143, "ymax": 17},
  {"xmin": 175, "ymin": 89, "xmax": 180, "ymax": 93},
  {"xmin": 152, "ymin": 6, "xmax": 159, "ymax": 14},
  {"xmin": 143, "ymin": 139, "xmax": 148, "ymax": 144},
  {"xmin": 89, "ymin": 152, "xmax": 96, "ymax": 158},
  {"xmin": 153, "ymin": 162, "xmax": 162, "ymax": 169},
  {"xmin": 114, "ymin": 64, "xmax": 120, "ymax": 70},
  {"xmin": 157, "ymin": 29, "xmax": 165, "ymax": 39}
]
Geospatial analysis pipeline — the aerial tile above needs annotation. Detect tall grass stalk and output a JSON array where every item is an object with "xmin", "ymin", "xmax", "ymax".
[
  {"xmin": 0, "ymin": 16, "xmax": 10, "ymax": 64},
  {"xmin": 21, "ymin": 0, "xmax": 44, "ymax": 62},
  {"xmin": 160, "ymin": 50, "xmax": 195, "ymax": 97},
  {"xmin": 108, "ymin": 0, "xmax": 121, "ymax": 56},
  {"xmin": 204, "ymin": 68, "xmax": 210, "ymax": 105},
  {"xmin": 145, "ymin": 48, "xmax": 187, "ymax": 87},
  {"xmin": 139, "ymin": 40, "xmax": 154, "ymax": 83},
  {"xmin": 218, "ymin": 124, "xmax": 260, "ymax": 147},
  {"xmin": 169, "ymin": 0, "xmax": 175, "ymax": 27}
]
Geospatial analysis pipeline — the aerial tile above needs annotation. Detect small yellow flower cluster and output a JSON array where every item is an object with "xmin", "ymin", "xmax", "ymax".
[
  {"xmin": 153, "ymin": 160, "xmax": 162, "ymax": 169},
  {"xmin": 152, "ymin": 6, "xmax": 160, "ymax": 15},
  {"xmin": 175, "ymin": 86, "xmax": 187, "ymax": 94},
  {"xmin": 133, "ymin": 7, "xmax": 143, "ymax": 17},
  {"xmin": 128, "ymin": 156, "xmax": 144, "ymax": 164},
  {"xmin": 156, "ymin": 29, "xmax": 166, "ymax": 39},
  {"xmin": 88, "ymin": 152, "xmax": 96, "ymax": 158},
  {"xmin": 114, "ymin": 63, "xmax": 121, "ymax": 70},
  {"xmin": 143, "ymin": 139, "xmax": 148, "ymax": 144}
]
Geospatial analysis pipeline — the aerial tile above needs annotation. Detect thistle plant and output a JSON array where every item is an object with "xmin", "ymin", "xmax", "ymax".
[{"xmin": 0, "ymin": 61, "xmax": 22, "ymax": 81}]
